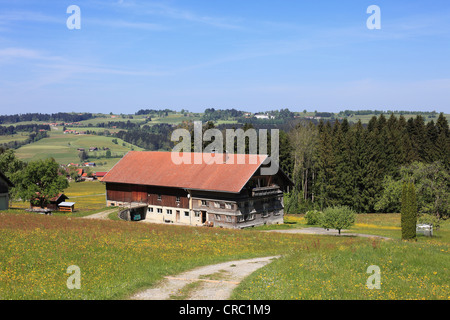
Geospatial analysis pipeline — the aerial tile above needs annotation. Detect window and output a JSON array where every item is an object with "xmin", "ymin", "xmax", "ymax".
[
  {"xmin": 226, "ymin": 215, "xmax": 232, "ymax": 222},
  {"xmin": 245, "ymin": 214, "xmax": 255, "ymax": 221},
  {"xmin": 157, "ymin": 208, "xmax": 163, "ymax": 214},
  {"xmin": 225, "ymin": 203, "xmax": 232, "ymax": 209},
  {"xmin": 166, "ymin": 209, "xmax": 172, "ymax": 215},
  {"xmin": 201, "ymin": 200, "xmax": 208, "ymax": 206},
  {"xmin": 215, "ymin": 214, "xmax": 221, "ymax": 221},
  {"xmin": 184, "ymin": 211, "xmax": 190, "ymax": 217},
  {"xmin": 148, "ymin": 207, "xmax": 154, "ymax": 213},
  {"xmin": 176, "ymin": 196, "xmax": 180, "ymax": 203},
  {"xmin": 214, "ymin": 201, "xmax": 220, "ymax": 208},
  {"xmin": 194, "ymin": 211, "xmax": 201, "ymax": 217},
  {"xmin": 237, "ymin": 215, "xmax": 244, "ymax": 223},
  {"xmin": 157, "ymin": 194, "xmax": 162, "ymax": 201}
]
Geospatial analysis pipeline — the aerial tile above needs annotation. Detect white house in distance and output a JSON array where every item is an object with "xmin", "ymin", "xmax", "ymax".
[{"xmin": 254, "ymin": 113, "xmax": 273, "ymax": 120}]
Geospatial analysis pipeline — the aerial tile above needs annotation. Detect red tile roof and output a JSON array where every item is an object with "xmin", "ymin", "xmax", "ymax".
[
  {"xmin": 95, "ymin": 172, "xmax": 107, "ymax": 177},
  {"xmin": 102, "ymin": 151, "xmax": 268, "ymax": 193}
]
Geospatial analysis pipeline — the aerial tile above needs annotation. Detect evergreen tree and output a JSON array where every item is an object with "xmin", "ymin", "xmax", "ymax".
[{"xmin": 401, "ymin": 182, "xmax": 417, "ymax": 240}]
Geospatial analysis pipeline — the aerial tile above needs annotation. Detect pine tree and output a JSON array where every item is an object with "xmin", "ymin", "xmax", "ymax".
[{"xmin": 401, "ymin": 182, "xmax": 417, "ymax": 240}]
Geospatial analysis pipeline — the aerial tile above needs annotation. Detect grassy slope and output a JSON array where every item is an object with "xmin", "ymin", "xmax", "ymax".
[
  {"xmin": 14, "ymin": 130, "xmax": 143, "ymax": 171},
  {"xmin": 0, "ymin": 208, "xmax": 448, "ymax": 300},
  {"xmin": 232, "ymin": 215, "xmax": 450, "ymax": 300},
  {"xmin": 0, "ymin": 212, "xmax": 338, "ymax": 300}
]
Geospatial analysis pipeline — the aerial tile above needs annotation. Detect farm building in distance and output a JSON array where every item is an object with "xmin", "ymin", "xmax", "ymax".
[
  {"xmin": 102, "ymin": 151, "xmax": 293, "ymax": 229},
  {"xmin": 30, "ymin": 193, "xmax": 74, "ymax": 212},
  {"xmin": 0, "ymin": 171, "xmax": 14, "ymax": 211}
]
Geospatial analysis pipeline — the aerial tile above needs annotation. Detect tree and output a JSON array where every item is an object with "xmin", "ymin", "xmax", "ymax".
[
  {"xmin": 376, "ymin": 161, "xmax": 449, "ymax": 218},
  {"xmin": 67, "ymin": 166, "xmax": 81, "ymax": 181},
  {"xmin": 0, "ymin": 149, "xmax": 26, "ymax": 202},
  {"xmin": 16, "ymin": 158, "xmax": 69, "ymax": 208},
  {"xmin": 320, "ymin": 205, "xmax": 356, "ymax": 234},
  {"xmin": 78, "ymin": 150, "xmax": 87, "ymax": 162},
  {"xmin": 401, "ymin": 182, "xmax": 417, "ymax": 240},
  {"xmin": 288, "ymin": 120, "xmax": 318, "ymax": 206}
]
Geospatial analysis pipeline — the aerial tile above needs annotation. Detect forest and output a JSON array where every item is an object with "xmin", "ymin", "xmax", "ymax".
[
  {"xmin": 283, "ymin": 113, "xmax": 449, "ymax": 216},
  {"xmin": 0, "ymin": 112, "xmax": 94, "ymax": 124}
]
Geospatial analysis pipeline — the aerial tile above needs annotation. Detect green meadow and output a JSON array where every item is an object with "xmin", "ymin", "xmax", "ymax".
[
  {"xmin": 1, "ymin": 197, "xmax": 448, "ymax": 300},
  {"xmin": 14, "ymin": 131, "xmax": 143, "ymax": 170}
]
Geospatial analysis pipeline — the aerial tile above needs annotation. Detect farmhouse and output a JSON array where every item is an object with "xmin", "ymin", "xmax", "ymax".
[
  {"xmin": 102, "ymin": 151, "xmax": 293, "ymax": 229},
  {"xmin": 0, "ymin": 171, "xmax": 14, "ymax": 211}
]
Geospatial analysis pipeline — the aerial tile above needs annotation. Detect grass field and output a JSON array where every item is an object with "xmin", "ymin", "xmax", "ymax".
[
  {"xmin": 0, "ymin": 205, "xmax": 448, "ymax": 300},
  {"xmin": 0, "ymin": 212, "xmax": 331, "ymax": 300},
  {"xmin": 10, "ymin": 180, "xmax": 108, "ymax": 215},
  {"xmin": 0, "ymin": 133, "xmax": 29, "ymax": 144},
  {"xmin": 14, "ymin": 131, "xmax": 143, "ymax": 170},
  {"xmin": 232, "ymin": 214, "xmax": 449, "ymax": 300}
]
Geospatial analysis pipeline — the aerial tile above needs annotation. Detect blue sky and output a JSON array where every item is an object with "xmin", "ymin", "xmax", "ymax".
[{"xmin": 0, "ymin": 0, "xmax": 449, "ymax": 114}]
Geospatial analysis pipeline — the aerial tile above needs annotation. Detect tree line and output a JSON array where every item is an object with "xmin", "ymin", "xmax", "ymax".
[
  {"xmin": 284, "ymin": 113, "xmax": 449, "ymax": 217},
  {"xmin": 0, "ymin": 124, "xmax": 50, "ymax": 135},
  {"xmin": 0, "ymin": 113, "xmax": 94, "ymax": 124}
]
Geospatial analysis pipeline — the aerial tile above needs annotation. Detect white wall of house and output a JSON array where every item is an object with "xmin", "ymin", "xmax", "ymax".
[{"xmin": 145, "ymin": 205, "xmax": 204, "ymax": 226}]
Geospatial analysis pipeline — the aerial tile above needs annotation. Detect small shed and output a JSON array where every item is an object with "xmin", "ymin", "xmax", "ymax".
[
  {"xmin": 58, "ymin": 202, "xmax": 75, "ymax": 212},
  {"xmin": 48, "ymin": 193, "xmax": 69, "ymax": 210},
  {"xmin": 30, "ymin": 193, "xmax": 69, "ymax": 210}
]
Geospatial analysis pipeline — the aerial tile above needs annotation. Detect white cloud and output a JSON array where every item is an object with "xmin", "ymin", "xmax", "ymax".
[{"xmin": 0, "ymin": 48, "xmax": 63, "ymax": 63}]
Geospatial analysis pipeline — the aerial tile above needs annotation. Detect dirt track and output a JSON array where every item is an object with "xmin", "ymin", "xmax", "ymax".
[{"xmin": 130, "ymin": 256, "xmax": 280, "ymax": 300}]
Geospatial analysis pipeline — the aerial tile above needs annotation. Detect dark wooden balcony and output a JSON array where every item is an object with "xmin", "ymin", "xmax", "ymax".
[{"xmin": 251, "ymin": 185, "xmax": 281, "ymax": 197}]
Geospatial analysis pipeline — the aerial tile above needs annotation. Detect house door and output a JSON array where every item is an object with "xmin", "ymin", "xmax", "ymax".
[
  {"xmin": 176, "ymin": 210, "xmax": 180, "ymax": 222},
  {"xmin": 201, "ymin": 211, "xmax": 207, "ymax": 224}
]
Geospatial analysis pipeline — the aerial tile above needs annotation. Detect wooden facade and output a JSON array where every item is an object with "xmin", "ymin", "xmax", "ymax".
[
  {"xmin": 103, "ymin": 151, "xmax": 293, "ymax": 229},
  {"xmin": 106, "ymin": 168, "xmax": 291, "ymax": 229}
]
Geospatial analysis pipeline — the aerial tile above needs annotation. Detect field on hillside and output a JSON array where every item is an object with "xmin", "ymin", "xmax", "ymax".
[{"xmin": 14, "ymin": 131, "xmax": 143, "ymax": 170}]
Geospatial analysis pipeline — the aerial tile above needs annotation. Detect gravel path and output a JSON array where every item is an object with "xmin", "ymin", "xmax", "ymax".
[
  {"xmin": 264, "ymin": 227, "xmax": 391, "ymax": 240},
  {"xmin": 130, "ymin": 256, "xmax": 280, "ymax": 300},
  {"xmin": 81, "ymin": 208, "xmax": 118, "ymax": 220}
]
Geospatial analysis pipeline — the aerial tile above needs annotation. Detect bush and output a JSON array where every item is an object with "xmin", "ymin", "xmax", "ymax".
[
  {"xmin": 305, "ymin": 210, "xmax": 323, "ymax": 225},
  {"xmin": 320, "ymin": 205, "xmax": 356, "ymax": 234},
  {"xmin": 418, "ymin": 214, "xmax": 441, "ymax": 230}
]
